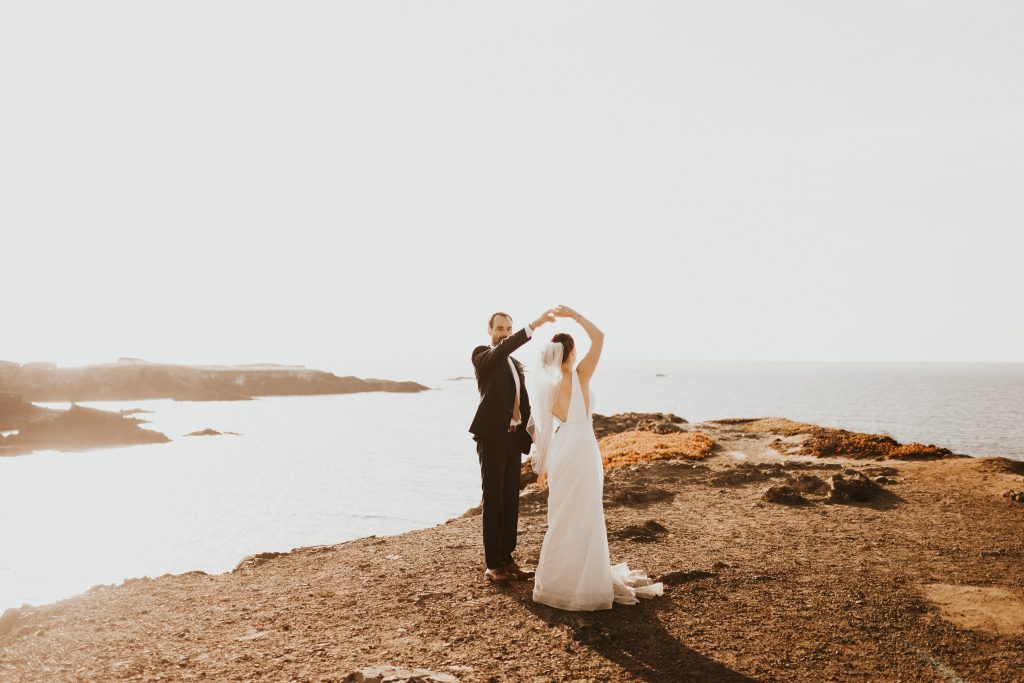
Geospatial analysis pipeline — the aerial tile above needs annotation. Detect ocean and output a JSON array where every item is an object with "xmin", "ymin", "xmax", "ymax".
[{"xmin": 1, "ymin": 359, "xmax": 1021, "ymax": 612}]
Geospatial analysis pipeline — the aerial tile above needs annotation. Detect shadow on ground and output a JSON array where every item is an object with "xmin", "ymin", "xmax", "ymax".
[{"xmin": 515, "ymin": 593, "xmax": 759, "ymax": 683}]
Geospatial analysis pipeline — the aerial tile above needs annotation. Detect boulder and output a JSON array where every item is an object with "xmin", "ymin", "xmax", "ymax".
[
  {"xmin": 786, "ymin": 474, "xmax": 829, "ymax": 494},
  {"xmin": 763, "ymin": 484, "xmax": 808, "ymax": 505},
  {"xmin": 592, "ymin": 412, "xmax": 688, "ymax": 439},
  {"xmin": 611, "ymin": 519, "xmax": 668, "ymax": 543},
  {"xmin": 826, "ymin": 472, "xmax": 884, "ymax": 503},
  {"xmin": 710, "ymin": 463, "xmax": 786, "ymax": 487}
]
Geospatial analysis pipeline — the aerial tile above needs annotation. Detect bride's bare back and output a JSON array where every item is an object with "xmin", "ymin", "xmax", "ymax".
[
  {"xmin": 552, "ymin": 370, "xmax": 594, "ymax": 422},
  {"xmin": 552, "ymin": 374, "xmax": 571, "ymax": 422},
  {"xmin": 549, "ymin": 305, "xmax": 603, "ymax": 422}
]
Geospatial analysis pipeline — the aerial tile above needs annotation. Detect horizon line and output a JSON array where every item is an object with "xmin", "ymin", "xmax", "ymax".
[{"xmin": 5, "ymin": 357, "xmax": 1023, "ymax": 369}]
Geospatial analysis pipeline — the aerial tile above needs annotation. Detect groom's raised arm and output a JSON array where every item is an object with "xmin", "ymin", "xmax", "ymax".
[
  {"xmin": 472, "ymin": 310, "xmax": 555, "ymax": 377},
  {"xmin": 472, "ymin": 324, "xmax": 534, "ymax": 377}
]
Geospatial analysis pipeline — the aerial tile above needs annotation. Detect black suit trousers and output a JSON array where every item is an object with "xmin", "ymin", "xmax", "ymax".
[{"xmin": 476, "ymin": 428, "xmax": 523, "ymax": 569}]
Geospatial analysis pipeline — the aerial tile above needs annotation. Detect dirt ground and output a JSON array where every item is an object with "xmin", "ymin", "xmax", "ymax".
[{"xmin": 1, "ymin": 419, "xmax": 1023, "ymax": 682}]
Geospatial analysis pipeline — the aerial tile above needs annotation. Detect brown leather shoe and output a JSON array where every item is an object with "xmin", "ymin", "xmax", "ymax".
[
  {"xmin": 484, "ymin": 567, "xmax": 515, "ymax": 583},
  {"xmin": 503, "ymin": 561, "xmax": 535, "ymax": 580}
]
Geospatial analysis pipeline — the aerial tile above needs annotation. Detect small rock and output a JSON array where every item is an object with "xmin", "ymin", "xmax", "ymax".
[
  {"xmin": 520, "ymin": 460, "xmax": 538, "ymax": 489},
  {"xmin": 606, "ymin": 486, "xmax": 675, "ymax": 506},
  {"xmin": 342, "ymin": 665, "xmax": 460, "ymax": 683},
  {"xmin": 611, "ymin": 520, "xmax": 669, "ymax": 542},
  {"xmin": 711, "ymin": 462, "xmax": 792, "ymax": 487},
  {"xmin": 826, "ymin": 472, "xmax": 884, "ymax": 503},
  {"xmin": 405, "ymin": 591, "xmax": 447, "ymax": 604},
  {"xmin": 656, "ymin": 570, "xmax": 715, "ymax": 585},
  {"xmin": 786, "ymin": 474, "xmax": 828, "ymax": 494},
  {"xmin": 235, "ymin": 629, "xmax": 269, "ymax": 641},
  {"xmin": 184, "ymin": 428, "xmax": 242, "ymax": 437},
  {"xmin": 519, "ymin": 488, "xmax": 547, "ymax": 506},
  {"xmin": 232, "ymin": 551, "xmax": 288, "ymax": 572},
  {"xmin": 763, "ymin": 484, "xmax": 808, "ymax": 505}
]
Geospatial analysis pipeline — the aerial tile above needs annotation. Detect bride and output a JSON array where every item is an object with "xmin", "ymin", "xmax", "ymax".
[{"xmin": 526, "ymin": 305, "xmax": 664, "ymax": 611}]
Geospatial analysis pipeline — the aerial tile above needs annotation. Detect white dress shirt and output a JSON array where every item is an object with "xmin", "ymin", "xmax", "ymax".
[{"xmin": 493, "ymin": 323, "xmax": 533, "ymax": 428}]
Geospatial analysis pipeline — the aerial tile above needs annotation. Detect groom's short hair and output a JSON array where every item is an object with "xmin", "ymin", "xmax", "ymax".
[{"xmin": 488, "ymin": 312, "xmax": 512, "ymax": 328}]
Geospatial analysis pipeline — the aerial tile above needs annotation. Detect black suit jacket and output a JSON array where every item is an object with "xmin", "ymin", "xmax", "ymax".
[{"xmin": 469, "ymin": 326, "xmax": 534, "ymax": 454}]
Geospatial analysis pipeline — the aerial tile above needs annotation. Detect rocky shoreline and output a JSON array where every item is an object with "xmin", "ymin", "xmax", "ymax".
[{"xmin": 1, "ymin": 415, "xmax": 1022, "ymax": 681}]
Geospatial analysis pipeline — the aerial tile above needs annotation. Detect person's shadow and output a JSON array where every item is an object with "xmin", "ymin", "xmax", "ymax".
[{"xmin": 513, "ymin": 588, "xmax": 759, "ymax": 683}]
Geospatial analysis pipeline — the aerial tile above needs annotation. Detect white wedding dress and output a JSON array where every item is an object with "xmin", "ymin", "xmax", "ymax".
[{"xmin": 531, "ymin": 369, "xmax": 664, "ymax": 611}]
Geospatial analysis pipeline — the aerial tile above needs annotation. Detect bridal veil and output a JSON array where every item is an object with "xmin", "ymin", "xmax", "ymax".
[{"xmin": 525, "ymin": 341, "xmax": 563, "ymax": 475}]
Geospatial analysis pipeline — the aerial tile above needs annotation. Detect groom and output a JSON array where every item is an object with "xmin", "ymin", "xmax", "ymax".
[{"xmin": 470, "ymin": 309, "xmax": 554, "ymax": 583}]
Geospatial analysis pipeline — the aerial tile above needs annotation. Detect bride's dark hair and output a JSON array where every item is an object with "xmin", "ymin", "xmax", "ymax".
[{"xmin": 551, "ymin": 333, "xmax": 575, "ymax": 363}]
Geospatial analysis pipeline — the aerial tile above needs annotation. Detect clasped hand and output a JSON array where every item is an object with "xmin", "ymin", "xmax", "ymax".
[{"xmin": 533, "ymin": 305, "xmax": 580, "ymax": 329}]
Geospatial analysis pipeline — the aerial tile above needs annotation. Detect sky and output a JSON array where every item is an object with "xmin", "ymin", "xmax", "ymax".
[{"xmin": 2, "ymin": 2, "xmax": 1022, "ymax": 373}]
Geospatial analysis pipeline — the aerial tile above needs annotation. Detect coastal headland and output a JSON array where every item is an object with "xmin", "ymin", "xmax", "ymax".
[
  {"xmin": 0, "ymin": 359, "xmax": 428, "ymax": 457},
  {"xmin": 1, "ymin": 414, "xmax": 1022, "ymax": 681},
  {"xmin": 0, "ymin": 358, "xmax": 429, "ymax": 403}
]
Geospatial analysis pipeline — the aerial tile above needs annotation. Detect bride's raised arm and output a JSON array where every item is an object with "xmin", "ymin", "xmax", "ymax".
[{"xmin": 553, "ymin": 305, "xmax": 604, "ymax": 383}]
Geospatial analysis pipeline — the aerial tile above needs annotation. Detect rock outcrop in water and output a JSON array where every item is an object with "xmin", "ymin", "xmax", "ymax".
[
  {"xmin": 0, "ymin": 394, "xmax": 170, "ymax": 457},
  {"xmin": 185, "ymin": 428, "xmax": 241, "ymax": 437},
  {"xmin": 0, "ymin": 358, "xmax": 429, "ymax": 402}
]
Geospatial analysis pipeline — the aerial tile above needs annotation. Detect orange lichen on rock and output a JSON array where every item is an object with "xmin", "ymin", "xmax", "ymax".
[
  {"xmin": 793, "ymin": 429, "xmax": 954, "ymax": 460},
  {"xmin": 598, "ymin": 430, "xmax": 715, "ymax": 470},
  {"xmin": 885, "ymin": 443, "xmax": 957, "ymax": 460}
]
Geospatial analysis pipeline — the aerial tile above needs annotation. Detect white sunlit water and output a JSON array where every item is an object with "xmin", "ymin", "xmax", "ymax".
[{"xmin": 1, "ymin": 359, "xmax": 1022, "ymax": 613}]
